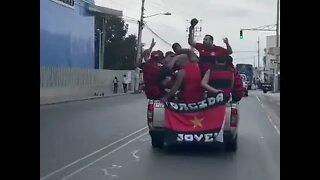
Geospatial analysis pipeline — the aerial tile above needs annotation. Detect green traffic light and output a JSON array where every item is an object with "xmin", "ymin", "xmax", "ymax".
[
  {"xmin": 240, "ymin": 36, "xmax": 243, "ymax": 39},
  {"xmin": 240, "ymin": 30, "xmax": 243, "ymax": 39}
]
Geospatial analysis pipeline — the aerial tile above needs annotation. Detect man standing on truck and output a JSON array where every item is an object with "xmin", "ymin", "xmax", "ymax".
[
  {"xmin": 188, "ymin": 18, "xmax": 233, "ymax": 76},
  {"xmin": 142, "ymin": 50, "xmax": 165, "ymax": 99},
  {"xmin": 161, "ymin": 54, "xmax": 204, "ymax": 103},
  {"xmin": 201, "ymin": 56, "xmax": 245, "ymax": 102},
  {"xmin": 157, "ymin": 51, "xmax": 176, "ymax": 91}
]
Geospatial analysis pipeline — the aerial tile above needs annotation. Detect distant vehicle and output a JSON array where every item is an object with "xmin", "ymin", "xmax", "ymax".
[
  {"xmin": 261, "ymin": 82, "xmax": 272, "ymax": 93},
  {"xmin": 240, "ymin": 74, "xmax": 249, "ymax": 96},
  {"xmin": 236, "ymin": 64, "xmax": 254, "ymax": 90}
]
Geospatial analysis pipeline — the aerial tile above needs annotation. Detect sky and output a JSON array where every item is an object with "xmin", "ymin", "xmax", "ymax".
[{"xmin": 95, "ymin": 0, "xmax": 279, "ymax": 66}]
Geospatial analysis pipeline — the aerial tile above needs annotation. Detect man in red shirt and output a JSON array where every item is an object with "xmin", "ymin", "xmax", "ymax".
[
  {"xmin": 142, "ymin": 50, "xmax": 165, "ymax": 99},
  {"xmin": 161, "ymin": 54, "xmax": 203, "ymax": 103},
  {"xmin": 188, "ymin": 18, "xmax": 233, "ymax": 76}
]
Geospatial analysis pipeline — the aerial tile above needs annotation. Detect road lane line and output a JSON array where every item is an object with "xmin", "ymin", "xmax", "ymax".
[
  {"xmin": 256, "ymin": 96, "xmax": 265, "ymax": 108},
  {"xmin": 40, "ymin": 126, "xmax": 148, "ymax": 180},
  {"xmin": 256, "ymin": 96, "xmax": 262, "ymax": 103},
  {"xmin": 62, "ymin": 132, "xmax": 148, "ymax": 180},
  {"xmin": 256, "ymin": 96, "xmax": 280, "ymax": 136},
  {"xmin": 274, "ymin": 126, "xmax": 280, "ymax": 135},
  {"xmin": 268, "ymin": 115, "xmax": 280, "ymax": 135}
]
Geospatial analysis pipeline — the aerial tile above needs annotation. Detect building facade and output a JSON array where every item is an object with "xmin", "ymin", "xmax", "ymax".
[
  {"xmin": 40, "ymin": 0, "xmax": 127, "ymax": 100},
  {"xmin": 40, "ymin": 0, "xmax": 122, "ymax": 68},
  {"xmin": 263, "ymin": 35, "xmax": 280, "ymax": 83}
]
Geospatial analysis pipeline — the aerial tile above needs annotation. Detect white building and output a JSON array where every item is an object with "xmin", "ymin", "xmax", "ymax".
[{"xmin": 263, "ymin": 35, "xmax": 280, "ymax": 83}]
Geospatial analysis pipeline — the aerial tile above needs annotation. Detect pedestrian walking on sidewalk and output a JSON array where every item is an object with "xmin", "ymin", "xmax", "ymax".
[
  {"xmin": 113, "ymin": 76, "xmax": 119, "ymax": 93},
  {"xmin": 123, "ymin": 75, "xmax": 129, "ymax": 93}
]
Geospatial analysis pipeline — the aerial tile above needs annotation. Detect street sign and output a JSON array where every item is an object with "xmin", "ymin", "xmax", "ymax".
[{"xmin": 270, "ymin": 59, "xmax": 277, "ymax": 63}]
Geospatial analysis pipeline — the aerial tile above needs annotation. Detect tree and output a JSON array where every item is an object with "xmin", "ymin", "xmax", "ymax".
[{"xmin": 102, "ymin": 15, "xmax": 137, "ymax": 70}]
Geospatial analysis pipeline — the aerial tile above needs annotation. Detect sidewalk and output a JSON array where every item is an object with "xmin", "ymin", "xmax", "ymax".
[{"xmin": 40, "ymin": 91, "xmax": 135, "ymax": 106}]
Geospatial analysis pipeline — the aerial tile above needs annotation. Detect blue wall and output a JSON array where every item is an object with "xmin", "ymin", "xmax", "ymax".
[{"xmin": 40, "ymin": 0, "xmax": 95, "ymax": 68}]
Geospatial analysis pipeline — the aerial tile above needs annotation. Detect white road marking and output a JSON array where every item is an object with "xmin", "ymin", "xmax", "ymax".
[
  {"xmin": 274, "ymin": 125, "xmax": 280, "ymax": 135},
  {"xmin": 256, "ymin": 96, "xmax": 262, "ymax": 103},
  {"xmin": 61, "ymin": 132, "xmax": 148, "ymax": 180},
  {"xmin": 101, "ymin": 168, "xmax": 118, "ymax": 178},
  {"xmin": 256, "ymin": 96, "xmax": 280, "ymax": 136},
  {"xmin": 107, "ymin": 165, "xmax": 122, "ymax": 169},
  {"xmin": 267, "ymin": 115, "xmax": 280, "ymax": 135},
  {"xmin": 131, "ymin": 150, "xmax": 140, "ymax": 161},
  {"xmin": 40, "ymin": 126, "xmax": 147, "ymax": 180}
]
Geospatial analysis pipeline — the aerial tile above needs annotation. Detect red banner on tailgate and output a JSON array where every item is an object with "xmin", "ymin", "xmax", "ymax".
[{"xmin": 164, "ymin": 92, "xmax": 228, "ymax": 132}]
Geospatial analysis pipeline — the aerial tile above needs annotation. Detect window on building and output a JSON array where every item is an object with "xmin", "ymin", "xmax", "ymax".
[{"xmin": 51, "ymin": 0, "xmax": 75, "ymax": 8}]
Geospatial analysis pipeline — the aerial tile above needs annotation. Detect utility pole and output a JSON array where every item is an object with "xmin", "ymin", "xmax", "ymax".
[
  {"xmin": 96, "ymin": 29, "xmax": 103, "ymax": 69},
  {"xmin": 134, "ymin": 0, "xmax": 145, "ymax": 93},
  {"xmin": 273, "ymin": 0, "xmax": 280, "ymax": 92},
  {"xmin": 257, "ymin": 37, "xmax": 260, "ymax": 68},
  {"xmin": 101, "ymin": 17, "xmax": 106, "ymax": 69}
]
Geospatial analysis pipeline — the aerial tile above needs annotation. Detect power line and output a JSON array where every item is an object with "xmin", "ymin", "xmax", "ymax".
[{"xmin": 144, "ymin": 24, "xmax": 172, "ymax": 46}]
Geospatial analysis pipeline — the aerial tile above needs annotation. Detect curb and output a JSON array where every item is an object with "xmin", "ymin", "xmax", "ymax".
[{"xmin": 40, "ymin": 91, "xmax": 138, "ymax": 106}]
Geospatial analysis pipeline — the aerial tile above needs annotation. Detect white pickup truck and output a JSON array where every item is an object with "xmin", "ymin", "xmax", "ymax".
[{"xmin": 146, "ymin": 100, "xmax": 240, "ymax": 152}]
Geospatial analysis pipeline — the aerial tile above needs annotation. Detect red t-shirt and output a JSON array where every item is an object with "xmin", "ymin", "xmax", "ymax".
[
  {"xmin": 208, "ymin": 66, "xmax": 234, "ymax": 99},
  {"xmin": 143, "ymin": 59, "xmax": 163, "ymax": 99},
  {"xmin": 194, "ymin": 43, "xmax": 229, "ymax": 76},
  {"xmin": 179, "ymin": 63, "xmax": 204, "ymax": 103}
]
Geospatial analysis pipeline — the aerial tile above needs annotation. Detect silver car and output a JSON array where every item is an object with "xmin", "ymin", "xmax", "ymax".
[{"xmin": 147, "ymin": 100, "xmax": 239, "ymax": 152}]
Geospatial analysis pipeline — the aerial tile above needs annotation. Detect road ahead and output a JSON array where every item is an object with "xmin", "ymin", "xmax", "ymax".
[{"xmin": 40, "ymin": 90, "xmax": 280, "ymax": 180}]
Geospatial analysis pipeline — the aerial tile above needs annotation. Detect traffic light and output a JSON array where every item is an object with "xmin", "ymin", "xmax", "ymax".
[{"xmin": 240, "ymin": 30, "xmax": 243, "ymax": 39}]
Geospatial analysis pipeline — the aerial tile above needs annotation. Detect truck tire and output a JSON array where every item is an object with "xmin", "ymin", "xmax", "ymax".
[
  {"xmin": 151, "ymin": 136, "xmax": 163, "ymax": 148},
  {"xmin": 224, "ymin": 135, "xmax": 237, "ymax": 152},
  {"xmin": 263, "ymin": 89, "xmax": 267, "ymax": 93}
]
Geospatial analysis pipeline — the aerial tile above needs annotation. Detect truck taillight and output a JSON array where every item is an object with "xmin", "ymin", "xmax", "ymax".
[
  {"xmin": 147, "ymin": 101, "xmax": 154, "ymax": 128},
  {"xmin": 230, "ymin": 107, "xmax": 238, "ymax": 127}
]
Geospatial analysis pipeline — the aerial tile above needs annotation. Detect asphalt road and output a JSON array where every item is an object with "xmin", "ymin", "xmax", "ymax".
[{"xmin": 40, "ymin": 90, "xmax": 280, "ymax": 180}]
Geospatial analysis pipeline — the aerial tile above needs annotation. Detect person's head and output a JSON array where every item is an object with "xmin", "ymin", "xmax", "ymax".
[
  {"xmin": 163, "ymin": 51, "xmax": 175, "ymax": 68},
  {"xmin": 172, "ymin": 43, "xmax": 182, "ymax": 53},
  {"xmin": 165, "ymin": 51, "xmax": 175, "ymax": 57},
  {"xmin": 225, "ymin": 56, "xmax": 234, "ymax": 68},
  {"xmin": 114, "ymin": 76, "xmax": 117, "ymax": 79},
  {"xmin": 157, "ymin": 50, "xmax": 164, "ymax": 60},
  {"xmin": 215, "ymin": 56, "xmax": 227, "ymax": 66},
  {"xmin": 150, "ymin": 50, "xmax": 164, "ymax": 62},
  {"xmin": 124, "ymin": 74, "xmax": 126, "ymax": 77},
  {"xmin": 203, "ymin": 34, "xmax": 214, "ymax": 47}
]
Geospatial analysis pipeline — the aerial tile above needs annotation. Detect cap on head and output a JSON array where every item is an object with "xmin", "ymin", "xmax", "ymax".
[
  {"xmin": 157, "ymin": 50, "xmax": 164, "ymax": 59},
  {"xmin": 151, "ymin": 50, "xmax": 164, "ymax": 60}
]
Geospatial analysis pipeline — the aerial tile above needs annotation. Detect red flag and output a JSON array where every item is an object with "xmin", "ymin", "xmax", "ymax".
[{"xmin": 164, "ymin": 92, "xmax": 227, "ymax": 132}]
